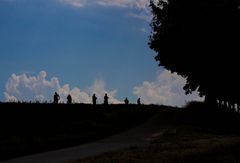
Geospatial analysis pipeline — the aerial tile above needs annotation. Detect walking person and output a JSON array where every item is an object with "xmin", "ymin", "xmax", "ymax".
[
  {"xmin": 92, "ymin": 93, "xmax": 97, "ymax": 105},
  {"xmin": 53, "ymin": 92, "xmax": 60, "ymax": 104},
  {"xmin": 137, "ymin": 98, "xmax": 141, "ymax": 105},
  {"xmin": 104, "ymin": 93, "xmax": 109, "ymax": 105},
  {"xmin": 67, "ymin": 94, "xmax": 72, "ymax": 104},
  {"xmin": 124, "ymin": 98, "xmax": 129, "ymax": 105}
]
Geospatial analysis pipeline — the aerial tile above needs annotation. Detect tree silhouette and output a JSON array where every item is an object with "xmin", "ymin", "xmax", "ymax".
[{"xmin": 149, "ymin": 0, "xmax": 240, "ymax": 106}]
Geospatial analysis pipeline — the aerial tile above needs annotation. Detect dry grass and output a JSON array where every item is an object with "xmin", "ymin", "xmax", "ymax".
[
  {"xmin": 73, "ymin": 127, "xmax": 240, "ymax": 163},
  {"xmin": 0, "ymin": 103, "xmax": 159, "ymax": 161},
  {"xmin": 73, "ymin": 102, "xmax": 240, "ymax": 163}
]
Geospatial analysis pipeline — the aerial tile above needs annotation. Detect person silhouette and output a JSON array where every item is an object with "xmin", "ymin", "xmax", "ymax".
[
  {"xmin": 137, "ymin": 98, "xmax": 141, "ymax": 105},
  {"xmin": 92, "ymin": 93, "xmax": 97, "ymax": 105},
  {"xmin": 53, "ymin": 92, "xmax": 60, "ymax": 104},
  {"xmin": 124, "ymin": 98, "xmax": 129, "ymax": 105},
  {"xmin": 104, "ymin": 93, "xmax": 109, "ymax": 105},
  {"xmin": 67, "ymin": 94, "xmax": 72, "ymax": 104}
]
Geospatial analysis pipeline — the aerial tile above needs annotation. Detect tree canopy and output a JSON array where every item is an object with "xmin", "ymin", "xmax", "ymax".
[{"xmin": 149, "ymin": 0, "xmax": 240, "ymax": 105}]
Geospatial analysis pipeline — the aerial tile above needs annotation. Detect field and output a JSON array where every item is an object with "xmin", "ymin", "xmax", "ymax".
[
  {"xmin": 0, "ymin": 103, "xmax": 159, "ymax": 161},
  {"xmin": 73, "ymin": 102, "xmax": 240, "ymax": 163},
  {"xmin": 2, "ymin": 102, "xmax": 240, "ymax": 162}
]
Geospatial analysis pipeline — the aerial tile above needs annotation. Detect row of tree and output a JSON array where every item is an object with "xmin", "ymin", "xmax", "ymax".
[{"xmin": 149, "ymin": 0, "xmax": 240, "ymax": 107}]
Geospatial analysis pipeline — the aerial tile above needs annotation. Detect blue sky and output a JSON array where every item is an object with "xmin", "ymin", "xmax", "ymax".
[{"xmin": 0, "ymin": 0, "xmax": 202, "ymax": 106}]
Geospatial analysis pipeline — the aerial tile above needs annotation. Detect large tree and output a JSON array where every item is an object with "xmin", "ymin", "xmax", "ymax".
[{"xmin": 149, "ymin": 0, "xmax": 240, "ymax": 105}]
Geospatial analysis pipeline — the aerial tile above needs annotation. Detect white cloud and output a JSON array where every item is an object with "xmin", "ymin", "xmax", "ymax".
[
  {"xmin": 59, "ymin": 0, "xmax": 87, "ymax": 8},
  {"xmin": 128, "ymin": 12, "xmax": 151, "ymax": 22},
  {"xmin": 60, "ymin": 0, "xmax": 151, "ymax": 21},
  {"xmin": 96, "ymin": 0, "xmax": 149, "ymax": 10},
  {"xmin": 89, "ymin": 79, "xmax": 122, "ymax": 104},
  {"xmin": 139, "ymin": 27, "xmax": 148, "ymax": 33},
  {"xmin": 4, "ymin": 0, "xmax": 153, "ymax": 22},
  {"xmin": 4, "ymin": 71, "xmax": 121, "ymax": 104},
  {"xmin": 4, "ymin": 92, "xmax": 18, "ymax": 102},
  {"xmin": 57, "ymin": 84, "xmax": 91, "ymax": 103},
  {"xmin": 133, "ymin": 70, "xmax": 204, "ymax": 107},
  {"xmin": 4, "ymin": 70, "xmax": 203, "ymax": 106},
  {"xmin": 61, "ymin": 0, "xmax": 149, "ymax": 9}
]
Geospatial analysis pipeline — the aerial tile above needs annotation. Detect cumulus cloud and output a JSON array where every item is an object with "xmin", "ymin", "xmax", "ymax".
[
  {"xmin": 57, "ymin": 84, "xmax": 91, "ymax": 103},
  {"xmin": 4, "ymin": 92, "xmax": 18, "ymax": 102},
  {"xmin": 4, "ymin": 71, "xmax": 121, "ymax": 104},
  {"xmin": 89, "ymin": 79, "xmax": 122, "ymax": 104},
  {"xmin": 133, "ymin": 70, "xmax": 204, "ymax": 107},
  {"xmin": 4, "ymin": 71, "xmax": 60, "ymax": 102}
]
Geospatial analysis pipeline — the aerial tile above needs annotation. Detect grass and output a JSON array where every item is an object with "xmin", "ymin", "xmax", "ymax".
[
  {"xmin": 73, "ymin": 102, "xmax": 240, "ymax": 163},
  {"xmin": 0, "ymin": 103, "xmax": 160, "ymax": 161},
  {"xmin": 74, "ymin": 134, "xmax": 240, "ymax": 163}
]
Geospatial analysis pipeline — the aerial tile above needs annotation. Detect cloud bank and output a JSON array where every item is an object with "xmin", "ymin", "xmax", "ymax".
[
  {"xmin": 4, "ymin": 70, "xmax": 202, "ymax": 106},
  {"xmin": 133, "ymin": 70, "xmax": 204, "ymax": 107},
  {"xmin": 4, "ymin": 71, "xmax": 121, "ymax": 104}
]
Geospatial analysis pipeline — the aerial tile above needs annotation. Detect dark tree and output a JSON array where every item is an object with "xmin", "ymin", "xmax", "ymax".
[{"xmin": 149, "ymin": 0, "xmax": 240, "ymax": 106}]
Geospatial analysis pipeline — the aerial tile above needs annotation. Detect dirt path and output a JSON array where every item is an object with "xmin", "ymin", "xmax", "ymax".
[{"xmin": 1, "ymin": 110, "xmax": 172, "ymax": 163}]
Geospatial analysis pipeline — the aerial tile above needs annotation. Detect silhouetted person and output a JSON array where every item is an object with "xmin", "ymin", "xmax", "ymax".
[
  {"xmin": 137, "ymin": 98, "xmax": 141, "ymax": 105},
  {"xmin": 124, "ymin": 98, "xmax": 129, "ymax": 105},
  {"xmin": 92, "ymin": 93, "xmax": 97, "ymax": 105},
  {"xmin": 53, "ymin": 92, "xmax": 60, "ymax": 104},
  {"xmin": 67, "ymin": 94, "xmax": 72, "ymax": 104},
  {"xmin": 104, "ymin": 93, "xmax": 109, "ymax": 105}
]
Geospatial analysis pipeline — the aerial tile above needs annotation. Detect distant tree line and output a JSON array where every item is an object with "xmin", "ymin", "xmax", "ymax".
[{"xmin": 149, "ymin": 0, "xmax": 240, "ymax": 109}]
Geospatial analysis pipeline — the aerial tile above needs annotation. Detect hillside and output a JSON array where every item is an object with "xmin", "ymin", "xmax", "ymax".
[
  {"xmin": 74, "ymin": 102, "xmax": 240, "ymax": 163},
  {"xmin": 2, "ymin": 102, "xmax": 240, "ymax": 162},
  {"xmin": 0, "ymin": 103, "xmax": 160, "ymax": 161}
]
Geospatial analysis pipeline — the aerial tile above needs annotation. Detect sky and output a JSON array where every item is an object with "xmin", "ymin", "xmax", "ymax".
[{"xmin": 0, "ymin": 0, "xmax": 203, "ymax": 106}]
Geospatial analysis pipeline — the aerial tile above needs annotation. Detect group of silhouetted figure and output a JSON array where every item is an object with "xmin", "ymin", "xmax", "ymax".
[
  {"xmin": 53, "ymin": 92, "xmax": 72, "ymax": 104},
  {"xmin": 53, "ymin": 92, "xmax": 141, "ymax": 105}
]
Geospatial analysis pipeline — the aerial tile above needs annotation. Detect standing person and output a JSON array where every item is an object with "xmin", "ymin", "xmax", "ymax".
[
  {"xmin": 92, "ymin": 93, "xmax": 97, "ymax": 105},
  {"xmin": 67, "ymin": 94, "xmax": 72, "ymax": 104},
  {"xmin": 137, "ymin": 98, "xmax": 141, "ymax": 105},
  {"xmin": 124, "ymin": 98, "xmax": 129, "ymax": 105},
  {"xmin": 53, "ymin": 92, "xmax": 60, "ymax": 104},
  {"xmin": 104, "ymin": 93, "xmax": 109, "ymax": 105}
]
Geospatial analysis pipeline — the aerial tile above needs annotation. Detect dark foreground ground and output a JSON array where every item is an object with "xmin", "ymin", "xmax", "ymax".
[
  {"xmin": 0, "ymin": 103, "xmax": 160, "ymax": 161},
  {"xmin": 2, "ymin": 102, "xmax": 240, "ymax": 163},
  {"xmin": 73, "ymin": 102, "xmax": 240, "ymax": 163}
]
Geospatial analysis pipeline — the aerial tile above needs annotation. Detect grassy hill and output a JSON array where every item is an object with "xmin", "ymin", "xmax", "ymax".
[
  {"xmin": 2, "ymin": 102, "xmax": 240, "ymax": 162},
  {"xmin": 73, "ymin": 102, "xmax": 240, "ymax": 163},
  {"xmin": 0, "ymin": 103, "xmax": 160, "ymax": 161}
]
